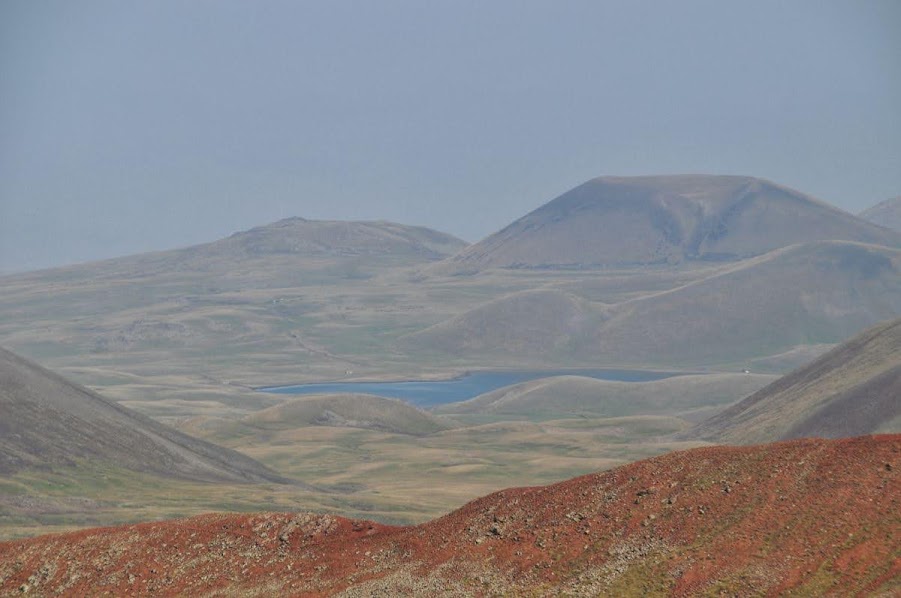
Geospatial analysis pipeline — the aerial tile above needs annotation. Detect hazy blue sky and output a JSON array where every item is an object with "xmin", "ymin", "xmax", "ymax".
[{"xmin": 2, "ymin": 1, "xmax": 899, "ymax": 271}]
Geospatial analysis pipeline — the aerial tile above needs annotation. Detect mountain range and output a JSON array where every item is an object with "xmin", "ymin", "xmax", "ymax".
[
  {"xmin": 2, "ymin": 174, "xmax": 899, "ymax": 384},
  {"xmin": 2, "ymin": 171, "xmax": 901, "ymax": 593}
]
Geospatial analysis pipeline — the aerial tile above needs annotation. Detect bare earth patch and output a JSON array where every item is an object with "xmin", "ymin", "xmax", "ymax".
[{"xmin": 0, "ymin": 435, "xmax": 897, "ymax": 597}]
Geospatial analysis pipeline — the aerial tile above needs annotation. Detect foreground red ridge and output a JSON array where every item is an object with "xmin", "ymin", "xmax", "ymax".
[{"xmin": 1, "ymin": 435, "xmax": 898, "ymax": 596}]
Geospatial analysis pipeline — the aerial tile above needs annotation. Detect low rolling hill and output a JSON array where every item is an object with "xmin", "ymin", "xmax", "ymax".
[
  {"xmin": 691, "ymin": 317, "xmax": 901, "ymax": 444},
  {"xmin": 2, "ymin": 435, "xmax": 896, "ymax": 596},
  {"xmin": 0, "ymin": 347, "xmax": 286, "ymax": 484},
  {"xmin": 4, "ymin": 217, "xmax": 467, "ymax": 285},
  {"xmin": 436, "ymin": 373, "xmax": 776, "ymax": 421},
  {"xmin": 860, "ymin": 196, "xmax": 901, "ymax": 232},
  {"xmin": 200, "ymin": 217, "xmax": 467, "ymax": 260},
  {"xmin": 586, "ymin": 240, "xmax": 901, "ymax": 365},
  {"xmin": 0, "ymin": 217, "xmax": 471, "ymax": 412},
  {"xmin": 236, "ymin": 393, "xmax": 452, "ymax": 436},
  {"xmin": 439, "ymin": 175, "xmax": 901, "ymax": 272},
  {"xmin": 405, "ymin": 241, "xmax": 901, "ymax": 367},
  {"xmin": 401, "ymin": 288, "xmax": 601, "ymax": 356}
]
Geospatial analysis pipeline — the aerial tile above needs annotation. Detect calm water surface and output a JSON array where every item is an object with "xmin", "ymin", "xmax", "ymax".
[{"xmin": 258, "ymin": 369, "xmax": 685, "ymax": 408}]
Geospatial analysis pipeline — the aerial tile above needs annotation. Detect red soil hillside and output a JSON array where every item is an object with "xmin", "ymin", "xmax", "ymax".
[{"xmin": 1, "ymin": 435, "xmax": 898, "ymax": 597}]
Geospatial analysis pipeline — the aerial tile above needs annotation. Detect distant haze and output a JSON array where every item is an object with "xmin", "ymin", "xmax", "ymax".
[{"xmin": 2, "ymin": 0, "xmax": 900, "ymax": 272}]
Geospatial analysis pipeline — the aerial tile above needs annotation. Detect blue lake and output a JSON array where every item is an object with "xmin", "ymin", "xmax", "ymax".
[{"xmin": 258, "ymin": 369, "xmax": 685, "ymax": 408}]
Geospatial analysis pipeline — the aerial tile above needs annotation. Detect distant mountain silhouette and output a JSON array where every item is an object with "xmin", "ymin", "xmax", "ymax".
[
  {"xmin": 860, "ymin": 196, "xmax": 901, "ymax": 232},
  {"xmin": 4, "ymin": 217, "xmax": 467, "ymax": 280},
  {"xmin": 439, "ymin": 175, "xmax": 901, "ymax": 272},
  {"xmin": 206, "ymin": 217, "xmax": 467, "ymax": 259}
]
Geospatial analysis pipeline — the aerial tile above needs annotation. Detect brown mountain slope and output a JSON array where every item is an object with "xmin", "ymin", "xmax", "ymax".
[
  {"xmin": 405, "ymin": 241, "xmax": 901, "ymax": 366},
  {"xmin": 401, "ymin": 288, "xmax": 601, "ymax": 357},
  {"xmin": 439, "ymin": 175, "xmax": 901, "ymax": 272},
  {"xmin": 0, "ymin": 347, "xmax": 286, "ymax": 483},
  {"xmin": 1, "ymin": 435, "xmax": 897, "ymax": 596},
  {"xmin": 861, "ymin": 196, "xmax": 901, "ymax": 232},
  {"xmin": 691, "ymin": 318, "xmax": 901, "ymax": 444}
]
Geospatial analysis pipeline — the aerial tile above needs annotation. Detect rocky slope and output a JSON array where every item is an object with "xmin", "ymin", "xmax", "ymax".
[
  {"xmin": 0, "ymin": 347, "xmax": 286, "ymax": 483},
  {"xmin": 692, "ymin": 317, "xmax": 901, "ymax": 444},
  {"xmin": 0, "ymin": 435, "xmax": 897, "ymax": 596},
  {"xmin": 439, "ymin": 175, "xmax": 901, "ymax": 272}
]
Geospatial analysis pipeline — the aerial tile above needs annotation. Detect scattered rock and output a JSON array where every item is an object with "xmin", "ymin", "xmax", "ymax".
[{"xmin": 0, "ymin": 436, "xmax": 897, "ymax": 597}]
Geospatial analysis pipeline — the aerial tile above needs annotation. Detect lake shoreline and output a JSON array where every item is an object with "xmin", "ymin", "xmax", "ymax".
[
  {"xmin": 256, "ymin": 367, "xmax": 702, "ymax": 408},
  {"xmin": 254, "ymin": 366, "xmax": 699, "ymax": 391}
]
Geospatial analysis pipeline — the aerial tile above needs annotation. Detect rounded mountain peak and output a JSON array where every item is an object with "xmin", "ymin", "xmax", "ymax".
[{"xmin": 444, "ymin": 174, "xmax": 901, "ymax": 270}]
